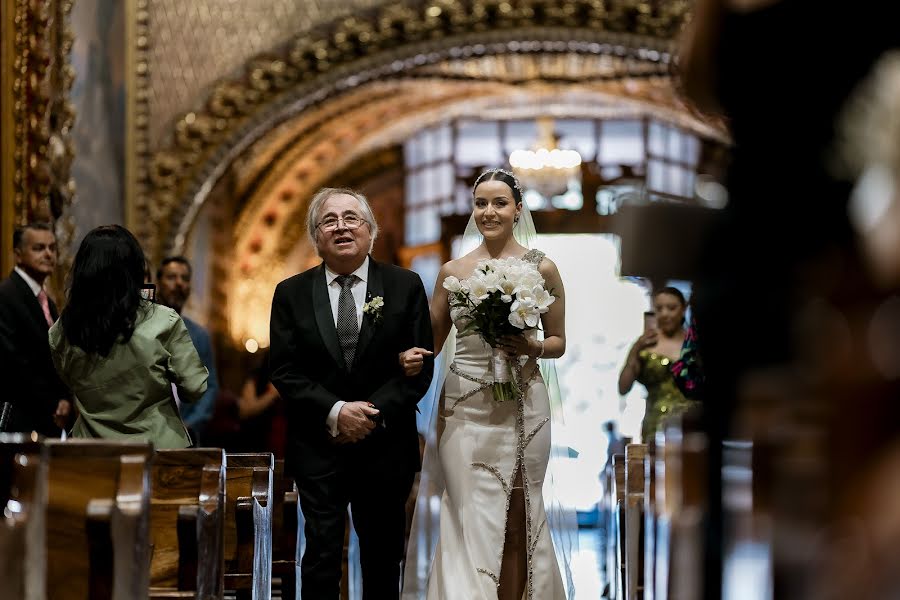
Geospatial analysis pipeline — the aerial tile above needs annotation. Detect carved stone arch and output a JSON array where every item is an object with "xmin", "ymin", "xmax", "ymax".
[{"xmin": 137, "ymin": 0, "xmax": 693, "ymax": 263}]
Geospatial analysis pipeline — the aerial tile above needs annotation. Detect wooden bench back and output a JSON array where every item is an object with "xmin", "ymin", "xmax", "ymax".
[
  {"xmin": 271, "ymin": 459, "xmax": 298, "ymax": 599},
  {"xmin": 0, "ymin": 434, "xmax": 47, "ymax": 600},
  {"xmin": 224, "ymin": 452, "xmax": 273, "ymax": 599},
  {"xmin": 150, "ymin": 448, "xmax": 226, "ymax": 599},
  {"xmin": 45, "ymin": 439, "xmax": 153, "ymax": 600}
]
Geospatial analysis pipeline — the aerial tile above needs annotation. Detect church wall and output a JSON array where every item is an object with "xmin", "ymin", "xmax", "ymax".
[{"xmin": 68, "ymin": 0, "xmax": 126, "ymax": 240}]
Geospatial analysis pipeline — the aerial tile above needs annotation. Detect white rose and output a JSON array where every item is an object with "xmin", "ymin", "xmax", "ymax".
[
  {"xmin": 508, "ymin": 304, "xmax": 540, "ymax": 329},
  {"xmin": 442, "ymin": 276, "xmax": 462, "ymax": 293},
  {"xmin": 497, "ymin": 277, "xmax": 519, "ymax": 298},
  {"xmin": 481, "ymin": 270, "xmax": 502, "ymax": 292},
  {"xmin": 531, "ymin": 286, "xmax": 555, "ymax": 313},
  {"xmin": 467, "ymin": 276, "xmax": 490, "ymax": 302}
]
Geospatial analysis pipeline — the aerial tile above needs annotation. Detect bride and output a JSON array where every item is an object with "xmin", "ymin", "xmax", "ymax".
[{"xmin": 399, "ymin": 168, "xmax": 572, "ymax": 599}]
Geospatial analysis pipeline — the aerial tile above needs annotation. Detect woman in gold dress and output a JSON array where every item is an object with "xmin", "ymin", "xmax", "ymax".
[{"xmin": 618, "ymin": 287, "xmax": 699, "ymax": 442}]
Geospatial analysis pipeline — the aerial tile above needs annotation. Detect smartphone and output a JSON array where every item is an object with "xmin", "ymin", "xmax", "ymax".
[
  {"xmin": 643, "ymin": 311, "xmax": 657, "ymax": 333},
  {"xmin": 140, "ymin": 283, "xmax": 156, "ymax": 302}
]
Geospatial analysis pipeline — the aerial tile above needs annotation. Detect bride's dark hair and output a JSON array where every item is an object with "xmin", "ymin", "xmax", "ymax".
[
  {"xmin": 61, "ymin": 225, "xmax": 147, "ymax": 356},
  {"xmin": 473, "ymin": 168, "xmax": 523, "ymax": 204}
]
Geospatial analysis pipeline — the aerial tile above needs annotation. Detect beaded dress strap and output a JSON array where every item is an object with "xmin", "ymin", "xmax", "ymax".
[{"xmin": 522, "ymin": 249, "xmax": 545, "ymax": 266}]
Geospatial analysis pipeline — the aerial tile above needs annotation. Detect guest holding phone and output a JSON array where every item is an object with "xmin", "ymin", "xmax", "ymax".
[
  {"xmin": 619, "ymin": 287, "xmax": 698, "ymax": 442},
  {"xmin": 48, "ymin": 225, "xmax": 208, "ymax": 448}
]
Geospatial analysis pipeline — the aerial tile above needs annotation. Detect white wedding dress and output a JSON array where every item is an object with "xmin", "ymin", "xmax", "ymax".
[{"xmin": 416, "ymin": 249, "xmax": 568, "ymax": 599}]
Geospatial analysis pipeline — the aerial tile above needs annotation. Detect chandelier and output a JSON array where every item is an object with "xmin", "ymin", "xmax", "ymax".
[{"xmin": 509, "ymin": 118, "xmax": 582, "ymax": 198}]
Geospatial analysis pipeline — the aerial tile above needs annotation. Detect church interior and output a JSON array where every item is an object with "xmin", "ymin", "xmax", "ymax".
[{"xmin": 2, "ymin": 1, "xmax": 900, "ymax": 598}]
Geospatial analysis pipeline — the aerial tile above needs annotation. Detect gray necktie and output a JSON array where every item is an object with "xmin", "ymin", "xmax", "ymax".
[{"xmin": 336, "ymin": 274, "xmax": 359, "ymax": 369}]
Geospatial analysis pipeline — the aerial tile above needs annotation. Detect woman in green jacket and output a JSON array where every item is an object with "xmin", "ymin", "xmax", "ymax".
[{"xmin": 49, "ymin": 225, "xmax": 207, "ymax": 448}]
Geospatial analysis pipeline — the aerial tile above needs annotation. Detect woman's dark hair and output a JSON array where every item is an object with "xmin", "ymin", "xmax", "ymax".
[
  {"xmin": 61, "ymin": 225, "xmax": 148, "ymax": 356},
  {"xmin": 473, "ymin": 168, "xmax": 523, "ymax": 204},
  {"xmin": 653, "ymin": 286, "xmax": 687, "ymax": 307}
]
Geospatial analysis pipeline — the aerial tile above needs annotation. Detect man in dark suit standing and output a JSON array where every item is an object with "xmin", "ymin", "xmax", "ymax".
[
  {"xmin": 270, "ymin": 188, "xmax": 433, "ymax": 599},
  {"xmin": 0, "ymin": 223, "xmax": 71, "ymax": 436}
]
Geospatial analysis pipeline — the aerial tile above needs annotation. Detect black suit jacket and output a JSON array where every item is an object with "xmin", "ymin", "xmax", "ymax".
[
  {"xmin": 270, "ymin": 258, "xmax": 434, "ymax": 479},
  {"xmin": 0, "ymin": 271, "xmax": 69, "ymax": 436}
]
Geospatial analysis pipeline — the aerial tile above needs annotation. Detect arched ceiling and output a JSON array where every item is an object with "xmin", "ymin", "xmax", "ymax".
[
  {"xmin": 130, "ymin": 0, "xmax": 717, "ymax": 347},
  {"xmin": 230, "ymin": 75, "xmax": 725, "ymax": 276},
  {"xmin": 217, "ymin": 72, "xmax": 725, "ymax": 347},
  {"xmin": 133, "ymin": 0, "xmax": 695, "ymax": 262}
]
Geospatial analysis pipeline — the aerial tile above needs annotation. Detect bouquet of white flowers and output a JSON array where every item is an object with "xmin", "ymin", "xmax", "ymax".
[{"xmin": 443, "ymin": 256, "xmax": 555, "ymax": 402}]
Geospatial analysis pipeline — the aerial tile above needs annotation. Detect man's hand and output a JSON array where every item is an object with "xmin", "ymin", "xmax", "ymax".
[
  {"xmin": 336, "ymin": 401, "xmax": 379, "ymax": 442},
  {"xmin": 54, "ymin": 399, "xmax": 72, "ymax": 430},
  {"xmin": 398, "ymin": 347, "xmax": 433, "ymax": 377}
]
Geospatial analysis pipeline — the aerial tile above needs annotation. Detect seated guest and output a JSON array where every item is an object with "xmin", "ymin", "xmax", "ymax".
[{"xmin": 49, "ymin": 225, "xmax": 208, "ymax": 448}]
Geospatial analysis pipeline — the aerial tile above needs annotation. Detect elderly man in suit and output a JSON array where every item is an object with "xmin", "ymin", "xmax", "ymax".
[
  {"xmin": 270, "ymin": 188, "xmax": 433, "ymax": 599},
  {"xmin": 0, "ymin": 223, "xmax": 70, "ymax": 435}
]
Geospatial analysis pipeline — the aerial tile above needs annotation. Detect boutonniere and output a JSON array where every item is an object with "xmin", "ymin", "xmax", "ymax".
[{"xmin": 363, "ymin": 294, "xmax": 384, "ymax": 324}]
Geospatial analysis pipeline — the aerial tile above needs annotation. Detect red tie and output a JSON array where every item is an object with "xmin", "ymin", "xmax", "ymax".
[{"xmin": 37, "ymin": 290, "xmax": 54, "ymax": 327}]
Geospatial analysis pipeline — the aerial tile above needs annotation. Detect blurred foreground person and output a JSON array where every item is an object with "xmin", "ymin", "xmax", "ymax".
[{"xmin": 681, "ymin": 0, "xmax": 900, "ymax": 598}]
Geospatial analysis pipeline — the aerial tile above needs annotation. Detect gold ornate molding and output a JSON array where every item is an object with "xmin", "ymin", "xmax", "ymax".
[
  {"xmin": 0, "ymin": 0, "xmax": 76, "ymax": 282},
  {"xmin": 126, "ymin": 0, "xmax": 150, "ymax": 232},
  {"xmin": 136, "ymin": 0, "xmax": 692, "ymax": 263}
]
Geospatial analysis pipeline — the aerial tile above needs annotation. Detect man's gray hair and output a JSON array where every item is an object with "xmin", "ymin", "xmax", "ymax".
[{"xmin": 306, "ymin": 187, "xmax": 378, "ymax": 251}]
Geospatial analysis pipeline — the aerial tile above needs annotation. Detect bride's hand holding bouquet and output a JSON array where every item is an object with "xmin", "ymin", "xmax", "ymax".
[{"xmin": 444, "ymin": 256, "xmax": 555, "ymax": 402}]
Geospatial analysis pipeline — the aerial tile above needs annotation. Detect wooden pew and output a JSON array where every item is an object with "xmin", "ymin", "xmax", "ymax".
[
  {"xmin": 0, "ymin": 434, "xmax": 47, "ymax": 600},
  {"xmin": 149, "ymin": 448, "xmax": 226, "ymax": 600},
  {"xmin": 45, "ymin": 439, "xmax": 154, "ymax": 600},
  {"xmin": 653, "ymin": 412, "xmax": 707, "ymax": 600},
  {"xmin": 600, "ymin": 460, "xmax": 615, "ymax": 595},
  {"xmin": 271, "ymin": 459, "xmax": 298, "ymax": 600},
  {"xmin": 613, "ymin": 453, "xmax": 626, "ymax": 600},
  {"xmin": 625, "ymin": 443, "xmax": 647, "ymax": 600},
  {"xmin": 644, "ymin": 434, "xmax": 659, "ymax": 600},
  {"xmin": 224, "ymin": 453, "xmax": 274, "ymax": 600}
]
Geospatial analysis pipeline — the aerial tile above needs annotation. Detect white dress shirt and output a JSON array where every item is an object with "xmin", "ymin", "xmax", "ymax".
[{"xmin": 323, "ymin": 257, "xmax": 369, "ymax": 436}]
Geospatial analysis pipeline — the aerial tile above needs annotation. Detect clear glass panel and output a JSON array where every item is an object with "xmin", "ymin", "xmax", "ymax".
[
  {"xmin": 404, "ymin": 133, "xmax": 422, "ymax": 168},
  {"xmin": 555, "ymin": 119, "xmax": 596, "ymax": 162},
  {"xmin": 421, "ymin": 129, "xmax": 435, "ymax": 164},
  {"xmin": 684, "ymin": 134, "xmax": 700, "ymax": 167},
  {"xmin": 411, "ymin": 252, "xmax": 443, "ymax": 300},
  {"xmin": 669, "ymin": 164, "xmax": 684, "ymax": 196},
  {"xmin": 405, "ymin": 209, "xmax": 420, "ymax": 245},
  {"xmin": 419, "ymin": 205, "xmax": 440, "ymax": 244},
  {"xmin": 438, "ymin": 162, "xmax": 454, "ymax": 199},
  {"xmin": 683, "ymin": 170, "xmax": 696, "ymax": 198},
  {"xmin": 456, "ymin": 120, "xmax": 502, "ymax": 166},
  {"xmin": 421, "ymin": 165, "xmax": 439, "ymax": 202},
  {"xmin": 648, "ymin": 120, "xmax": 666, "ymax": 157},
  {"xmin": 503, "ymin": 120, "xmax": 539, "ymax": 156},
  {"xmin": 454, "ymin": 184, "xmax": 472, "ymax": 215},
  {"xmin": 435, "ymin": 125, "xmax": 452, "ymax": 160},
  {"xmin": 406, "ymin": 171, "xmax": 421, "ymax": 207},
  {"xmin": 647, "ymin": 159, "xmax": 664, "ymax": 191},
  {"xmin": 668, "ymin": 126, "xmax": 683, "ymax": 160},
  {"xmin": 600, "ymin": 120, "xmax": 644, "ymax": 166}
]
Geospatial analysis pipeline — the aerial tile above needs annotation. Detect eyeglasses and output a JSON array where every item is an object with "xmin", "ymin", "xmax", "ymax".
[
  {"xmin": 316, "ymin": 214, "xmax": 366, "ymax": 232},
  {"xmin": 140, "ymin": 283, "xmax": 156, "ymax": 302}
]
